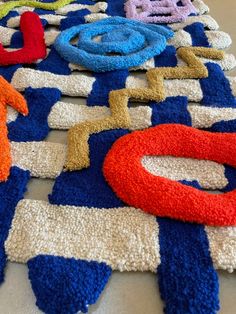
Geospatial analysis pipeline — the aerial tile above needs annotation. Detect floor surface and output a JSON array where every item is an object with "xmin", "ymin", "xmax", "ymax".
[{"xmin": 0, "ymin": 0, "xmax": 235, "ymax": 313}]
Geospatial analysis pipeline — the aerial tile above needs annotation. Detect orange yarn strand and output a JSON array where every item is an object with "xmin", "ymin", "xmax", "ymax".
[{"xmin": 0, "ymin": 76, "xmax": 28, "ymax": 181}]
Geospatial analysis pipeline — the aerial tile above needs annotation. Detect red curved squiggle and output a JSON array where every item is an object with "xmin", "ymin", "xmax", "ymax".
[{"xmin": 0, "ymin": 12, "xmax": 46, "ymax": 65}]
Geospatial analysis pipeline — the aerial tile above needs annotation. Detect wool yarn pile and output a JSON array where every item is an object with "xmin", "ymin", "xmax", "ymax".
[{"xmin": 0, "ymin": 0, "xmax": 235, "ymax": 313}]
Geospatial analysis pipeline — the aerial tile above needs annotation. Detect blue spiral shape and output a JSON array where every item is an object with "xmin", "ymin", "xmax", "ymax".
[{"xmin": 54, "ymin": 17, "xmax": 173, "ymax": 72}]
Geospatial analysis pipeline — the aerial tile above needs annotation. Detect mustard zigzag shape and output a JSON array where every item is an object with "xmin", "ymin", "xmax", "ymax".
[
  {"xmin": 65, "ymin": 47, "xmax": 224, "ymax": 171},
  {"xmin": 0, "ymin": 0, "xmax": 74, "ymax": 19}
]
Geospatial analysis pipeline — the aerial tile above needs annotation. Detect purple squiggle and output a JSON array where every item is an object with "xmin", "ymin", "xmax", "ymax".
[{"xmin": 125, "ymin": 0, "xmax": 197, "ymax": 24}]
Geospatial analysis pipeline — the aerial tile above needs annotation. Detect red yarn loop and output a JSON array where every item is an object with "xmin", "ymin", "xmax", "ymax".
[{"xmin": 103, "ymin": 124, "xmax": 236, "ymax": 226}]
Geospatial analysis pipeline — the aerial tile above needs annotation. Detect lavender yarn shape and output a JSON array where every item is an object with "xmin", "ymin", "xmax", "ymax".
[{"xmin": 125, "ymin": 0, "xmax": 197, "ymax": 24}]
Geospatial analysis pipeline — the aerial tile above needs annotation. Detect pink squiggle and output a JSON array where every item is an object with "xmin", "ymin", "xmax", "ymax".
[{"xmin": 125, "ymin": 0, "xmax": 197, "ymax": 24}]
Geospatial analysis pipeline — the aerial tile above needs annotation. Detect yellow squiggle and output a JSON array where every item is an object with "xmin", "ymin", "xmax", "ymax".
[{"xmin": 0, "ymin": 0, "xmax": 74, "ymax": 19}]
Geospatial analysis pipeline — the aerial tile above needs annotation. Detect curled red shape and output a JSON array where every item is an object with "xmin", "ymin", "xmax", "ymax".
[
  {"xmin": 103, "ymin": 124, "xmax": 236, "ymax": 226},
  {"xmin": 0, "ymin": 12, "xmax": 46, "ymax": 65}
]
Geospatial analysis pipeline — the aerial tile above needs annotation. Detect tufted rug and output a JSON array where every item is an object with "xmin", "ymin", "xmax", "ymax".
[{"xmin": 0, "ymin": 0, "xmax": 235, "ymax": 313}]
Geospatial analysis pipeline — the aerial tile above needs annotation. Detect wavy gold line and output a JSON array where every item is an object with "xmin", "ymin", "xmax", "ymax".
[{"xmin": 65, "ymin": 47, "xmax": 224, "ymax": 171}]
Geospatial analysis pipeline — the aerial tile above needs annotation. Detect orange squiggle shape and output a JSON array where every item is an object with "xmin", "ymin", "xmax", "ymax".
[{"xmin": 0, "ymin": 76, "xmax": 28, "ymax": 181}]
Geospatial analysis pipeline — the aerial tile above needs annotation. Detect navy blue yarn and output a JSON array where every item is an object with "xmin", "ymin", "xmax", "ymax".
[
  {"xmin": 209, "ymin": 119, "xmax": 236, "ymax": 132},
  {"xmin": 222, "ymin": 165, "xmax": 236, "ymax": 192},
  {"xmin": 67, "ymin": 8, "xmax": 90, "ymax": 18},
  {"xmin": 150, "ymin": 96, "xmax": 191, "ymax": 126},
  {"xmin": 180, "ymin": 157, "xmax": 236, "ymax": 193},
  {"xmin": 200, "ymin": 63, "xmax": 236, "ymax": 107},
  {"xmin": 177, "ymin": 0, "xmax": 184, "ymax": 6},
  {"xmin": 60, "ymin": 15, "xmax": 85, "ymax": 31},
  {"xmin": 10, "ymin": 31, "xmax": 23, "ymax": 49},
  {"xmin": 73, "ymin": 0, "xmax": 94, "ymax": 4},
  {"xmin": 157, "ymin": 217, "xmax": 220, "ymax": 314},
  {"xmin": 39, "ymin": 18, "xmax": 48, "ymax": 27},
  {"xmin": 0, "ymin": 11, "xmax": 18, "ymax": 26},
  {"xmin": 184, "ymin": 22, "xmax": 210, "ymax": 47},
  {"xmin": 154, "ymin": 45, "xmax": 177, "ymax": 67},
  {"xmin": 34, "ymin": 8, "xmax": 56, "ymax": 15},
  {"xmin": 59, "ymin": 9, "xmax": 89, "ymax": 31},
  {"xmin": 106, "ymin": 0, "xmax": 125, "ymax": 16},
  {"xmin": 10, "ymin": 19, "xmax": 47, "ymax": 49},
  {"xmin": 28, "ymin": 255, "xmax": 112, "ymax": 314},
  {"xmin": 87, "ymin": 70, "xmax": 129, "ymax": 106},
  {"xmin": 179, "ymin": 180, "xmax": 203, "ymax": 190},
  {"xmin": 0, "ymin": 167, "xmax": 30, "ymax": 283},
  {"xmin": 36, "ymin": 47, "xmax": 71, "ymax": 74},
  {"xmin": 181, "ymin": 176, "xmax": 236, "ymax": 193},
  {"xmin": 8, "ymin": 87, "xmax": 61, "ymax": 141},
  {"xmin": 49, "ymin": 130, "xmax": 127, "ymax": 207},
  {"xmin": 0, "ymin": 64, "xmax": 21, "ymax": 81}
]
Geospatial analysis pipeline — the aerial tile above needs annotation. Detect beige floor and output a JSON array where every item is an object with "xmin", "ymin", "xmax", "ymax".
[{"xmin": 0, "ymin": 0, "xmax": 236, "ymax": 313}]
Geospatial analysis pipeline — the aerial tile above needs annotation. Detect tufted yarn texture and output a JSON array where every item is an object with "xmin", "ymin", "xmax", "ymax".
[
  {"xmin": 157, "ymin": 217, "xmax": 220, "ymax": 314},
  {"xmin": 0, "ymin": 167, "xmax": 29, "ymax": 283},
  {"xmin": 0, "ymin": 75, "xmax": 28, "ymax": 181},
  {"xmin": 0, "ymin": 12, "xmax": 46, "ymax": 65},
  {"xmin": 8, "ymin": 87, "xmax": 61, "ymax": 141},
  {"xmin": 103, "ymin": 124, "xmax": 236, "ymax": 226},
  {"xmin": 125, "ymin": 0, "xmax": 196, "ymax": 24},
  {"xmin": 54, "ymin": 16, "xmax": 173, "ymax": 72},
  {"xmin": 28, "ymin": 255, "xmax": 112, "ymax": 314},
  {"xmin": 0, "ymin": 0, "xmax": 236, "ymax": 313},
  {"xmin": 11, "ymin": 141, "xmax": 66, "ymax": 178},
  {"xmin": 10, "ymin": 57, "xmax": 236, "ymax": 97},
  {"xmin": 5, "ymin": 199, "xmax": 236, "ymax": 273},
  {"xmin": 66, "ymin": 47, "xmax": 224, "ymax": 171},
  {"xmin": 0, "ymin": 0, "xmax": 75, "ymax": 19}
]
